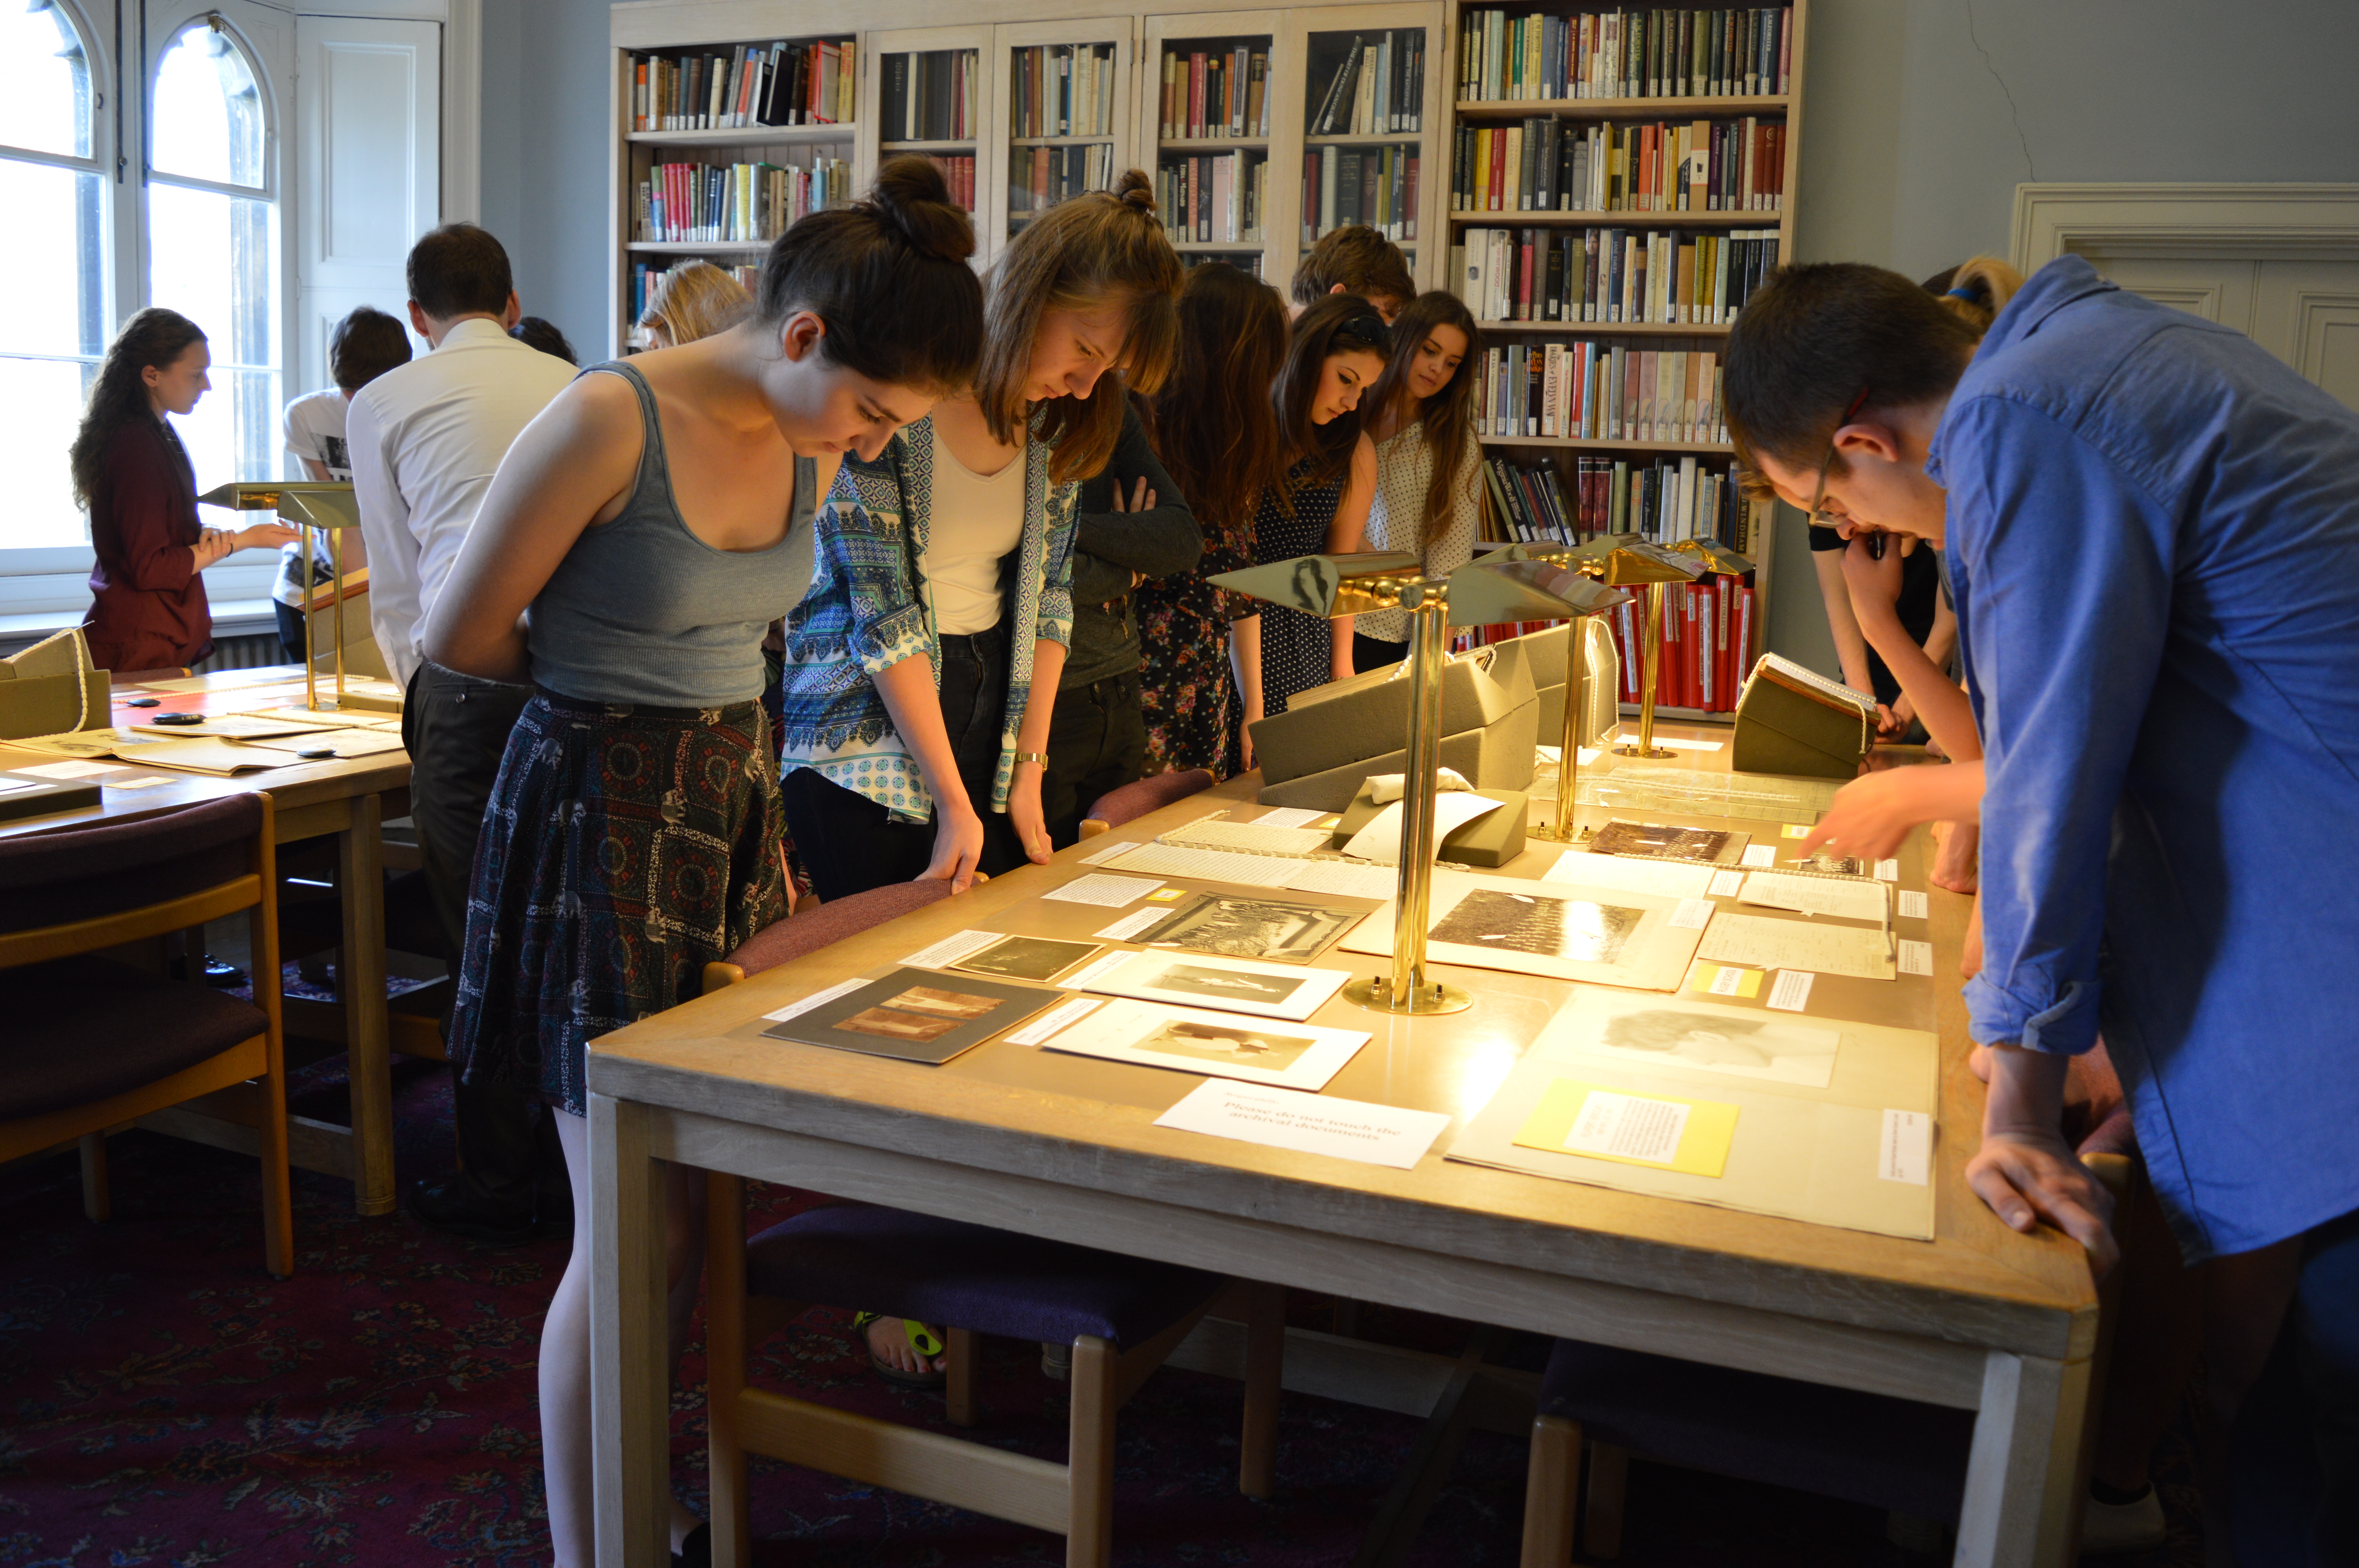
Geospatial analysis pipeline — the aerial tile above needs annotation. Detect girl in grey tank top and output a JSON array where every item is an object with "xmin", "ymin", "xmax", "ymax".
[{"xmin": 527, "ymin": 361, "xmax": 816, "ymax": 707}]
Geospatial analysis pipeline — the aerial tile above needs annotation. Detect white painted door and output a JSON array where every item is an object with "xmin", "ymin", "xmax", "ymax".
[
  {"xmin": 293, "ymin": 14, "xmax": 439, "ymax": 401},
  {"xmin": 2075, "ymin": 251, "xmax": 2359, "ymax": 412}
]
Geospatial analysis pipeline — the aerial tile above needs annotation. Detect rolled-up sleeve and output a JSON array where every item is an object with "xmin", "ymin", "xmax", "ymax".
[{"xmin": 1945, "ymin": 397, "xmax": 2174, "ymax": 1054}]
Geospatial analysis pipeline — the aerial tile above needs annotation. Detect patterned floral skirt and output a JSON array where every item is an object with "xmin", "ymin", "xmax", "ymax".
[{"xmin": 449, "ymin": 690, "xmax": 788, "ymax": 1117}]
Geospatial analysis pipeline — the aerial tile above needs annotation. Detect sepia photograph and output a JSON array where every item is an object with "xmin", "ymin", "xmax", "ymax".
[
  {"xmin": 1152, "ymin": 963, "xmax": 1307, "ymax": 1007},
  {"xmin": 953, "ymin": 935, "xmax": 1102, "ymax": 983},
  {"xmin": 1790, "ymin": 849, "xmax": 1868, "ymax": 878},
  {"xmin": 835, "ymin": 1005, "xmax": 964, "ymax": 1043},
  {"xmin": 1581, "ymin": 1005, "xmax": 1841, "ymax": 1088},
  {"xmin": 1147, "ymin": 894, "xmax": 1357, "ymax": 962},
  {"xmin": 1589, "ymin": 820, "xmax": 1734, "ymax": 862},
  {"xmin": 1431, "ymin": 889, "xmax": 1644, "ymax": 965},
  {"xmin": 1132, "ymin": 1017, "xmax": 1321, "ymax": 1071},
  {"xmin": 874, "ymin": 984, "xmax": 1003, "ymax": 1020}
]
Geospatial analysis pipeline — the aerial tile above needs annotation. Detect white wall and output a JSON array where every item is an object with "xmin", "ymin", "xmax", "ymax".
[{"xmin": 473, "ymin": 0, "xmax": 2359, "ymax": 674}]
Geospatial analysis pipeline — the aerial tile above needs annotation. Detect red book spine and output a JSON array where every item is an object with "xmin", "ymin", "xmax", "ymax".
[{"xmin": 1191, "ymin": 51, "xmax": 1207, "ymax": 138}]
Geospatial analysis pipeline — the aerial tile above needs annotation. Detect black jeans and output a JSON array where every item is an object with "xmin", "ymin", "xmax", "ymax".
[
  {"xmin": 400, "ymin": 662, "xmax": 565, "ymax": 1212},
  {"xmin": 1043, "ymin": 670, "xmax": 1146, "ymax": 848},
  {"xmin": 1354, "ymin": 632, "xmax": 1408, "ymax": 674},
  {"xmin": 781, "ymin": 626, "xmax": 1028, "ymax": 902}
]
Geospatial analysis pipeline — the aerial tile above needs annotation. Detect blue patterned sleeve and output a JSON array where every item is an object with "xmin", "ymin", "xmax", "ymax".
[
  {"xmin": 820, "ymin": 449, "xmax": 931, "ymax": 676},
  {"xmin": 1034, "ymin": 479, "xmax": 1077, "ymax": 648}
]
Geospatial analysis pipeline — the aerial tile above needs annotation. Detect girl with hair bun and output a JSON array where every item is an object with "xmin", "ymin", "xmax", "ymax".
[
  {"xmin": 72, "ymin": 307, "xmax": 299, "ymax": 670},
  {"xmin": 423, "ymin": 154, "xmax": 985, "ymax": 1568},
  {"xmin": 1235, "ymin": 292, "xmax": 1392, "ymax": 736},
  {"xmin": 1354, "ymin": 290, "xmax": 1483, "ymax": 672},
  {"xmin": 777, "ymin": 168, "xmax": 1182, "ymax": 909}
]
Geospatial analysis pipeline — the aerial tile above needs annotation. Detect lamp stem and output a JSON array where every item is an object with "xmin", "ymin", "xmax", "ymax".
[
  {"xmin": 1616, "ymin": 580, "xmax": 1674, "ymax": 759},
  {"xmin": 331, "ymin": 521, "xmax": 347, "ymax": 708},
  {"xmin": 301, "ymin": 520, "xmax": 317, "ymax": 713}
]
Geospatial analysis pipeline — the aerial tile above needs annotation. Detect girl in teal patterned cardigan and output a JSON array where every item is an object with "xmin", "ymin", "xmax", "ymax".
[{"xmin": 779, "ymin": 170, "xmax": 1182, "ymax": 903}]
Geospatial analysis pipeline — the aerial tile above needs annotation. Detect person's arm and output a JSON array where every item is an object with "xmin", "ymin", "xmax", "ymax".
[
  {"xmin": 1072, "ymin": 407, "xmax": 1202, "ymax": 580},
  {"xmin": 422, "ymin": 373, "xmax": 641, "ymax": 683},
  {"xmin": 1967, "ymin": 1044, "xmax": 2118, "ymax": 1274},
  {"xmin": 347, "ymin": 392, "xmax": 425, "ymax": 685},
  {"xmin": 1005, "ymin": 637, "xmax": 1067, "ymax": 863},
  {"xmin": 1797, "ymin": 757, "xmax": 1982, "ymax": 860},
  {"xmin": 1809, "ymin": 542, "xmax": 1880, "ymax": 701},
  {"xmin": 1942, "ymin": 397, "xmax": 2174, "ymax": 1260},
  {"xmin": 1839, "ymin": 541, "xmax": 1981, "ymax": 763},
  {"xmin": 1426, "ymin": 428, "xmax": 1486, "ymax": 580},
  {"xmin": 1325, "ymin": 434, "xmax": 1378, "ymax": 681},
  {"xmin": 1230, "ymin": 614, "xmax": 1263, "ymax": 771},
  {"xmin": 871, "ymin": 654, "xmax": 987, "ymax": 891}
]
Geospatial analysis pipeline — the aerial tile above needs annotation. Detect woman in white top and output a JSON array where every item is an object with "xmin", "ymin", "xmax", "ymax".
[
  {"xmin": 1353, "ymin": 290, "xmax": 1483, "ymax": 671},
  {"xmin": 777, "ymin": 170, "xmax": 1183, "ymax": 902}
]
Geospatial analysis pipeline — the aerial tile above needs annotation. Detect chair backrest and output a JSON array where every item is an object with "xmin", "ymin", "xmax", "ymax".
[
  {"xmin": 1082, "ymin": 769, "xmax": 1215, "ymax": 835},
  {"xmin": 0, "ymin": 793, "xmax": 270, "ymax": 966},
  {"xmin": 714, "ymin": 879, "xmax": 954, "ymax": 984}
]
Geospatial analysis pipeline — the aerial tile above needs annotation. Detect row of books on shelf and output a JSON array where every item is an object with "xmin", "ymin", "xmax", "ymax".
[
  {"xmin": 1457, "ymin": 225, "xmax": 1780, "ymax": 324},
  {"xmin": 1308, "ymin": 30, "xmax": 1428, "ymax": 135},
  {"xmin": 629, "ymin": 260, "xmax": 760, "ymax": 326},
  {"xmin": 1454, "ymin": 116, "xmax": 1784, "ymax": 215},
  {"xmin": 1457, "ymin": 7, "xmax": 1793, "ymax": 103},
  {"xmin": 882, "ymin": 48, "xmax": 980, "ymax": 144},
  {"xmin": 1446, "ymin": 584, "xmax": 1756, "ymax": 716},
  {"xmin": 630, "ymin": 39, "xmax": 853, "ymax": 132},
  {"xmin": 634, "ymin": 159, "xmax": 852, "ymax": 246},
  {"xmin": 1010, "ymin": 44, "xmax": 1119, "ymax": 140},
  {"xmin": 1302, "ymin": 145, "xmax": 1419, "ymax": 244},
  {"xmin": 1160, "ymin": 152, "xmax": 1267, "ymax": 245},
  {"xmin": 1481, "ymin": 342, "xmax": 1729, "ymax": 445},
  {"xmin": 920, "ymin": 154, "xmax": 979, "ymax": 213},
  {"xmin": 1010, "ymin": 146, "xmax": 1116, "ymax": 219},
  {"xmin": 1160, "ymin": 45, "xmax": 1272, "ymax": 142},
  {"xmin": 1483, "ymin": 453, "xmax": 1757, "ymax": 564}
]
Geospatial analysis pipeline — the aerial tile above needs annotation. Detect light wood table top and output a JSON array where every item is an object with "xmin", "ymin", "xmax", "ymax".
[{"xmin": 591, "ymin": 729, "xmax": 2097, "ymax": 1566}]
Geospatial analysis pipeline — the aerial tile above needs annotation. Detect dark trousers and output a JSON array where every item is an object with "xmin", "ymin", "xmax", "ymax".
[
  {"xmin": 780, "ymin": 626, "xmax": 1027, "ymax": 902},
  {"xmin": 1043, "ymin": 670, "xmax": 1146, "ymax": 848},
  {"xmin": 1354, "ymin": 633, "xmax": 1408, "ymax": 674},
  {"xmin": 274, "ymin": 602, "xmax": 307, "ymax": 664},
  {"xmin": 400, "ymin": 661, "xmax": 563, "ymax": 1212},
  {"xmin": 2232, "ymin": 1205, "xmax": 2359, "ymax": 1565}
]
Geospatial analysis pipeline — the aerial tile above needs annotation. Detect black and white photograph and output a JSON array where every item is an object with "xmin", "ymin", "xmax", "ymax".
[
  {"xmin": 1790, "ymin": 849, "xmax": 1868, "ymax": 878},
  {"xmin": 1430, "ymin": 889, "xmax": 1643, "ymax": 965},
  {"xmin": 1036, "ymin": 999, "xmax": 1371, "ymax": 1091},
  {"xmin": 1565, "ymin": 1000, "xmax": 1843, "ymax": 1089},
  {"xmin": 1143, "ymin": 894, "xmax": 1357, "ymax": 962},
  {"xmin": 1080, "ymin": 950, "xmax": 1353, "ymax": 1020},
  {"xmin": 952, "ymin": 934, "xmax": 1103, "ymax": 983},
  {"xmin": 1589, "ymin": 820, "xmax": 1736, "ymax": 863}
]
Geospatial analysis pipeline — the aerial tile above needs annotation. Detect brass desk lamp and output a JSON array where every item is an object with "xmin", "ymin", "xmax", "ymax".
[
  {"xmin": 1212, "ymin": 552, "xmax": 1628, "ymax": 1018},
  {"xmin": 199, "ymin": 481, "xmax": 362, "ymax": 714}
]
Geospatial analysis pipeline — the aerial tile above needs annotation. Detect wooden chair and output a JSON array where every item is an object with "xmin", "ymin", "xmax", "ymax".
[
  {"xmin": 0, "ymin": 792, "xmax": 292, "ymax": 1278},
  {"xmin": 699, "ymin": 903, "xmax": 1286, "ymax": 1567},
  {"xmin": 1517, "ymin": 1130, "xmax": 2138, "ymax": 1564},
  {"xmin": 1076, "ymin": 768, "xmax": 1215, "ymax": 838}
]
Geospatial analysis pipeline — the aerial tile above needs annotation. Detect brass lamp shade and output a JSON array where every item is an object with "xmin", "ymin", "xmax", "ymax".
[
  {"xmin": 1670, "ymin": 537, "xmax": 1753, "ymax": 577},
  {"xmin": 1206, "ymin": 551, "xmax": 1425, "ymax": 619},
  {"xmin": 198, "ymin": 481, "xmax": 362, "ymax": 528},
  {"xmin": 1443, "ymin": 559, "xmax": 1631, "ymax": 627}
]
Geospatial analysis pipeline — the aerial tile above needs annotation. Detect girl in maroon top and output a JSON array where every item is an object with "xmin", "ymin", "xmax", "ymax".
[{"xmin": 69, "ymin": 309, "xmax": 294, "ymax": 671}]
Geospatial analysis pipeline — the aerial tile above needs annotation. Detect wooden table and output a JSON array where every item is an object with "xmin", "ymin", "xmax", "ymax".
[
  {"xmin": 588, "ymin": 739, "xmax": 2099, "ymax": 1568},
  {"xmin": 1, "ymin": 670, "xmax": 414, "ymax": 1216}
]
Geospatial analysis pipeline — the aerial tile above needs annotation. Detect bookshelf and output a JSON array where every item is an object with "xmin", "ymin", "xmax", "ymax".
[
  {"xmin": 990, "ymin": 20, "xmax": 1139, "ymax": 247},
  {"xmin": 1445, "ymin": 0, "xmax": 1810, "ymax": 715},
  {"xmin": 609, "ymin": 31, "xmax": 860, "ymax": 348},
  {"xmin": 862, "ymin": 24, "xmax": 995, "ymax": 236},
  {"xmin": 1142, "ymin": 11, "xmax": 1289, "ymax": 280}
]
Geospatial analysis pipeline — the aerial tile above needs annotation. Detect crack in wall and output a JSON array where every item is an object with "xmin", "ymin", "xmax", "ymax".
[{"xmin": 1963, "ymin": 0, "xmax": 2038, "ymax": 183}]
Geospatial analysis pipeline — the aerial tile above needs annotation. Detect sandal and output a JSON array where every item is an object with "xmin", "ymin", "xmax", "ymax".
[{"xmin": 853, "ymin": 1310, "xmax": 947, "ymax": 1390}]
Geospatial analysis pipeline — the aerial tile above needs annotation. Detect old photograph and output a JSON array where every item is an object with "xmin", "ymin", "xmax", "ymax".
[
  {"xmin": 875, "ymin": 984, "xmax": 1003, "ymax": 1020},
  {"xmin": 953, "ymin": 935, "xmax": 1102, "ymax": 983},
  {"xmin": 1147, "ymin": 894, "xmax": 1356, "ymax": 962},
  {"xmin": 1151, "ymin": 963, "xmax": 1307, "ymax": 1007},
  {"xmin": 1589, "ymin": 820, "xmax": 1733, "ymax": 862},
  {"xmin": 1132, "ymin": 1016, "xmax": 1320, "ymax": 1072},
  {"xmin": 835, "ymin": 1006, "xmax": 963, "ymax": 1043},
  {"xmin": 1430, "ymin": 889, "xmax": 1644, "ymax": 965},
  {"xmin": 1581, "ymin": 1005, "xmax": 1841, "ymax": 1088}
]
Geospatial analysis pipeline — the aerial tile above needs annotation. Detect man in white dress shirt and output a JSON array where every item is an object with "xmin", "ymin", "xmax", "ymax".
[{"xmin": 347, "ymin": 223, "xmax": 575, "ymax": 1245}]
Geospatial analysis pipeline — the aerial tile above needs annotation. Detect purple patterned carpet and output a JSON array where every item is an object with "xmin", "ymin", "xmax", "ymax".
[{"xmin": 0, "ymin": 1059, "xmax": 2207, "ymax": 1566}]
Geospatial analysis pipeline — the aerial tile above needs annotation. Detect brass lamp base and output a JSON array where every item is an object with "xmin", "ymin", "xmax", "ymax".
[
  {"xmin": 1343, "ymin": 976, "xmax": 1474, "ymax": 1016},
  {"xmin": 1613, "ymin": 743, "xmax": 1675, "ymax": 759}
]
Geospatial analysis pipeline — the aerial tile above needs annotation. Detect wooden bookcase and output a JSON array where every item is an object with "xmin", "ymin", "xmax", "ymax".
[
  {"xmin": 1445, "ymin": 0, "xmax": 1809, "ymax": 715},
  {"xmin": 603, "ymin": 1, "xmax": 1809, "ymax": 710}
]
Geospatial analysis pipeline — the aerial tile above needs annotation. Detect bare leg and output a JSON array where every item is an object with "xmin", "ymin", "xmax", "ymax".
[
  {"xmin": 1928, "ymin": 818, "xmax": 1979, "ymax": 894},
  {"xmin": 549, "ymin": 1110, "xmax": 709, "ymax": 1567}
]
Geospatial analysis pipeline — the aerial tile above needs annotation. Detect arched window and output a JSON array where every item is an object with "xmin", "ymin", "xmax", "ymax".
[
  {"xmin": 0, "ymin": 0, "xmax": 107, "ymax": 549},
  {"xmin": 146, "ymin": 16, "xmax": 278, "ymax": 502}
]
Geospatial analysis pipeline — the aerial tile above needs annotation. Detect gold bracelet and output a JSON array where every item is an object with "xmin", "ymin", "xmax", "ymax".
[{"xmin": 1013, "ymin": 751, "xmax": 1049, "ymax": 766}]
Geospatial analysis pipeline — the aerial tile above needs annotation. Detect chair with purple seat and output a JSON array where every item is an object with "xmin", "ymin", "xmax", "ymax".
[
  {"xmin": 1516, "ymin": 1116, "xmax": 2137, "ymax": 1564},
  {"xmin": 697, "ymin": 889, "xmax": 1286, "ymax": 1568},
  {"xmin": 1077, "ymin": 768, "xmax": 1215, "ymax": 839},
  {"xmin": 0, "ymin": 792, "xmax": 292, "ymax": 1278}
]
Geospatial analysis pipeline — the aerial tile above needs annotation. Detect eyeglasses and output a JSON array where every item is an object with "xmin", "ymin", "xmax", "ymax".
[{"xmin": 1805, "ymin": 388, "xmax": 1872, "ymax": 526}]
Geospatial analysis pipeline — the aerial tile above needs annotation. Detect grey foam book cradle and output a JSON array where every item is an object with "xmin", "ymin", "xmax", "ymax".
[{"xmin": 1249, "ymin": 643, "xmax": 1537, "ymax": 813}]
